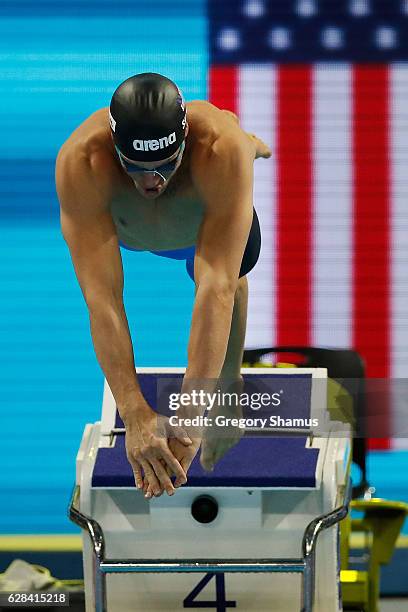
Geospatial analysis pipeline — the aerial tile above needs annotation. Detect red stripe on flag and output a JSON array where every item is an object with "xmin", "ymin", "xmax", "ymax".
[
  {"xmin": 209, "ymin": 65, "xmax": 238, "ymax": 114},
  {"xmin": 352, "ymin": 65, "xmax": 391, "ymax": 450},
  {"xmin": 276, "ymin": 66, "xmax": 313, "ymax": 345}
]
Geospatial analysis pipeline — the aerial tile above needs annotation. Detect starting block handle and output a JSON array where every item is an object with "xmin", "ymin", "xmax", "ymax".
[
  {"xmin": 301, "ymin": 477, "xmax": 352, "ymax": 612},
  {"xmin": 68, "ymin": 477, "xmax": 352, "ymax": 612}
]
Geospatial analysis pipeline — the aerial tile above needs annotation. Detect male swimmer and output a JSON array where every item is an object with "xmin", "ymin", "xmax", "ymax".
[{"xmin": 55, "ymin": 73, "xmax": 271, "ymax": 499}]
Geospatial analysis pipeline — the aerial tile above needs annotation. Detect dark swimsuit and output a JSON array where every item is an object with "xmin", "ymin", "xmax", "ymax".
[{"xmin": 119, "ymin": 208, "xmax": 261, "ymax": 282}]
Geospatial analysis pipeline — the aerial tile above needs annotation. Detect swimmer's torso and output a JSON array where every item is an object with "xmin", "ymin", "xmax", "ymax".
[
  {"xmin": 61, "ymin": 100, "xmax": 243, "ymax": 251},
  {"xmin": 110, "ymin": 153, "xmax": 204, "ymax": 251}
]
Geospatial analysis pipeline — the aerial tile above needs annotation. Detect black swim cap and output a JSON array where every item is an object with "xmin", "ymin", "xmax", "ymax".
[{"xmin": 109, "ymin": 73, "xmax": 187, "ymax": 163}]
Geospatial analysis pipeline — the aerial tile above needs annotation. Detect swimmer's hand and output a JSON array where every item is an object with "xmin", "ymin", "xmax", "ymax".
[
  {"xmin": 248, "ymin": 133, "xmax": 272, "ymax": 159},
  {"xmin": 221, "ymin": 109, "xmax": 270, "ymax": 159},
  {"xmin": 200, "ymin": 418, "xmax": 244, "ymax": 472},
  {"xmin": 124, "ymin": 409, "xmax": 192, "ymax": 498},
  {"xmin": 169, "ymin": 436, "xmax": 202, "ymax": 484},
  {"xmin": 144, "ymin": 437, "xmax": 202, "ymax": 499},
  {"xmin": 200, "ymin": 376, "xmax": 245, "ymax": 471}
]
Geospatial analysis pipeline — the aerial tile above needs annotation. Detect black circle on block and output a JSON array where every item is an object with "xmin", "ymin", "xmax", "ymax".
[{"xmin": 191, "ymin": 495, "xmax": 219, "ymax": 524}]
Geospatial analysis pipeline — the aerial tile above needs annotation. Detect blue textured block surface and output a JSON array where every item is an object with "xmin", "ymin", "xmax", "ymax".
[
  {"xmin": 92, "ymin": 435, "xmax": 319, "ymax": 488},
  {"xmin": 115, "ymin": 372, "xmax": 314, "ymax": 426}
]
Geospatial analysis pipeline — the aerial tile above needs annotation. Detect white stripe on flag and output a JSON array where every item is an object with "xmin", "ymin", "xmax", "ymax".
[
  {"xmin": 390, "ymin": 64, "xmax": 408, "ymax": 447},
  {"xmin": 239, "ymin": 64, "xmax": 276, "ymax": 349},
  {"xmin": 391, "ymin": 64, "xmax": 408, "ymax": 377},
  {"xmin": 312, "ymin": 64, "xmax": 353, "ymax": 347}
]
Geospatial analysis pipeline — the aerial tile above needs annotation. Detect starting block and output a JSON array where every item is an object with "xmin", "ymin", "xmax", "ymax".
[{"xmin": 69, "ymin": 368, "xmax": 352, "ymax": 612}]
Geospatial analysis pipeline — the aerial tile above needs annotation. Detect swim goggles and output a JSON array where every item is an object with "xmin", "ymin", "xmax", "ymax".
[{"xmin": 115, "ymin": 141, "xmax": 185, "ymax": 181}]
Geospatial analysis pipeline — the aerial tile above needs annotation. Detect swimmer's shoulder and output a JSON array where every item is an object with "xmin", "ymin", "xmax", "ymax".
[
  {"xmin": 187, "ymin": 100, "xmax": 254, "ymax": 166},
  {"xmin": 56, "ymin": 107, "xmax": 119, "ymax": 213},
  {"xmin": 57, "ymin": 107, "xmax": 114, "ymax": 166},
  {"xmin": 187, "ymin": 100, "xmax": 238, "ymax": 139}
]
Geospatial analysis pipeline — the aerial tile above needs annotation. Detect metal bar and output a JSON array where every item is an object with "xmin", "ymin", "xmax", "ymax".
[
  {"xmin": 302, "ymin": 478, "xmax": 352, "ymax": 557},
  {"xmin": 69, "ymin": 487, "xmax": 108, "ymax": 612},
  {"xmin": 99, "ymin": 560, "xmax": 305, "ymax": 574},
  {"xmin": 300, "ymin": 477, "xmax": 352, "ymax": 611},
  {"xmin": 69, "ymin": 486, "xmax": 105, "ymax": 560},
  {"xmin": 69, "ymin": 478, "xmax": 352, "ymax": 612},
  {"xmin": 93, "ymin": 553, "xmax": 107, "ymax": 612},
  {"xmin": 301, "ymin": 545, "xmax": 316, "ymax": 612}
]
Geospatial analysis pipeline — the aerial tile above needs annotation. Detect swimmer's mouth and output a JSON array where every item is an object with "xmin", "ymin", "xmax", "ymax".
[
  {"xmin": 132, "ymin": 181, "xmax": 164, "ymax": 197},
  {"xmin": 144, "ymin": 186, "xmax": 162, "ymax": 196}
]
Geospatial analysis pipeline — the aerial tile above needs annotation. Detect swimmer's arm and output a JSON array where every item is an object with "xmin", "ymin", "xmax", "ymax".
[
  {"xmin": 55, "ymin": 150, "xmax": 148, "ymax": 422},
  {"xmin": 186, "ymin": 140, "xmax": 253, "ymax": 380}
]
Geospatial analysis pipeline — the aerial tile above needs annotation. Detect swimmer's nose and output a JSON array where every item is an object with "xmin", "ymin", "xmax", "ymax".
[{"xmin": 142, "ymin": 172, "xmax": 163, "ymax": 189}]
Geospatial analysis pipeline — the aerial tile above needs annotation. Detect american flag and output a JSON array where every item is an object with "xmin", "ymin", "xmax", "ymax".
[{"xmin": 209, "ymin": 0, "xmax": 408, "ymax": 449}]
